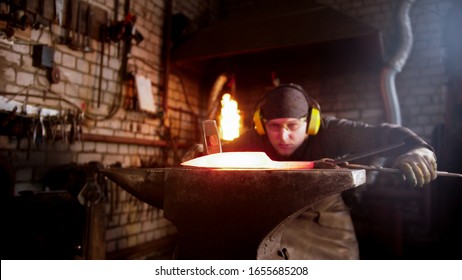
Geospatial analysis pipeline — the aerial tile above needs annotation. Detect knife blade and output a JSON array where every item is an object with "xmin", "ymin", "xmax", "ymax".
[{"xmin": 181, "ymin": 151, "xmax": 314, "ymax": 169}]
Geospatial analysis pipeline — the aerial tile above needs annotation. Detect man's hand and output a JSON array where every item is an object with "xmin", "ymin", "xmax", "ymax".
[{"xmin": 392, "ymin": 147, "xmax": 437, "ymax": 187}]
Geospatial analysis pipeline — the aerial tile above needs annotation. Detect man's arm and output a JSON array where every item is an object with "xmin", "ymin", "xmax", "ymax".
[{"xmin": 321, "ymin": 117, "xmax": 437, "ymax": 187}]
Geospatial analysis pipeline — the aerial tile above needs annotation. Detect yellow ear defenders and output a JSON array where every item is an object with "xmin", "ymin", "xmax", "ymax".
[
  {"xmin": 253, "ymin": 107, "xmax": 266, "ymax": 135},
  {"xmin": 253, "ymin": 84, "xmax": 321, "ymax": 136},
  {"xmin": 306, "ymin": 102, "xmax": 321, "ymax": 135}
]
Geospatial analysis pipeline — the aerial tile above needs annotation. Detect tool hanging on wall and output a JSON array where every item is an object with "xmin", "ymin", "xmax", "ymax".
[
  {"xmin": 105, "ymin": 8, "xmax": 144, "ymax": 80},
  {"xmin": 64, "ymin": 0, "xmax": 108, "ymax": 51},
  {"xmin": 0, "ymin": 0, "xmax": 55, "ymax": 38},
  {"xmin": 96, "ymin": 27, "xmax": 105, "ymax": 108},
  {"xmin": 69, "ymin": 0, "xmax": 89, "ymax": 51},
  {"xmin": 55, "ymin": 0, "xmax": 66, "ymax": 27},
  {"xmin": 82, "ymin": 0, "xmax": 93, "ymax": 52},
  {"xmin": 105, "ymin": 12, "xmax": 144, "ymax": 46},
  {"xmin": 94, "ymin": 9, "xmax": 112, "ymax": 108}
]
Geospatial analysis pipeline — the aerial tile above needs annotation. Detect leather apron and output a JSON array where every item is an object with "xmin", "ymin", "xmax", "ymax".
[{"xmin": 280, "ymin": 194, "xmax": 359, "ymax": 259}]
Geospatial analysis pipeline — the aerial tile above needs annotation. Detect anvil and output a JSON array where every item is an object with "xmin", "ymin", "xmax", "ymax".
[{"xmin": 101, "ymin": 164, "xmax": 365, "ymax": 260}]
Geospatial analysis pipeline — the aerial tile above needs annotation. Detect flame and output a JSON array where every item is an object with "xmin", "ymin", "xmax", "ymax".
[
  {"xmin": 181, "ymin": 152, "xmax": 314, "ymax": 170},
  {"xmin": 219, "ymin": 94, "xmax": 240, "ymax": 141}
]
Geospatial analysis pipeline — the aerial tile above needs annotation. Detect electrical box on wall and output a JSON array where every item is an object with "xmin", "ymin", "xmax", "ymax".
[{"xmin": 32, "ymin": 45, "xmax": 54, "ymax": 68}]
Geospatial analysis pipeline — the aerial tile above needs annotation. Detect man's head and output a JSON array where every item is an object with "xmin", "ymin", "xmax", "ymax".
[
  {"xmin": 256, "ymin": 84, "xmax": 315, "ymax": 156},
  {"xmin": 260, "ymin": 84, "xmax": 309, "ymax": 120}
]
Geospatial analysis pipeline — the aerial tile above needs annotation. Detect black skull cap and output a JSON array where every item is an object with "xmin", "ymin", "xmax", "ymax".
[{"xmin": 261, "ymin": 84, "xmax": 308, "ymax": 120}]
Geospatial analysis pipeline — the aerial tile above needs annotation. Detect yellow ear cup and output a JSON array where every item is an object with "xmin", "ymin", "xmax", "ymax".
[
  {"xmin": 307, "ymin": 107, "xmax": 321, "ymax": 135},
  {"xmin": 253, "ymin": 108, "xmax": 266, "ymax": 135}
]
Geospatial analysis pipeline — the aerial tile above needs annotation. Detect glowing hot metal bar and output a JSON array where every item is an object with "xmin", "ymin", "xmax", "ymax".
[{"xmin": 181, "ymin": 152, "xmax": 314, "ymax": 170}]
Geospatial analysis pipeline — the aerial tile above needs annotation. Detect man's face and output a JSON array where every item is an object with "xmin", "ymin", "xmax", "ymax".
[{"xmin": 265, "ymin": 117, "xmax": 308, "ymax": 156}]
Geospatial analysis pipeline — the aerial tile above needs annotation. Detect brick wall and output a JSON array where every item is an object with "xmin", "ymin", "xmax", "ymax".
[
  {"xmin": 0, "ymin": 0, "xmax": 214, "ymax": 259},
  {"xmin": 316, "ymin": 0, "xmax": 452, "ymax": 142}
]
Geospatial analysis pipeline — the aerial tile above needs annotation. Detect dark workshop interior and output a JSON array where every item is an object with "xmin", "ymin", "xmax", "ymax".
[{"xmin": 1, "ymin": 0, "xmax": 461, "ymax": 260}]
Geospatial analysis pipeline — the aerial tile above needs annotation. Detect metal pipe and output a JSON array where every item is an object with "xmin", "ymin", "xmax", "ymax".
[
  {"xmin": 162, "ymin": 0, "xmax": 173, "ymax": 119},
  {"xmin": 206, "ymin": 73, "xmax": 228, "ymax": 120},
  {"xmin": 380, "ymin": 0, "xmax": 417, "ymax": 125}
]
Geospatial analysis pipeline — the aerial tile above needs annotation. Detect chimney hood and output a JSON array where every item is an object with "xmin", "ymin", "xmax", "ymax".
[{"xmin": 171, "ymin": 0, "xmax": 384, "ymax": 67}]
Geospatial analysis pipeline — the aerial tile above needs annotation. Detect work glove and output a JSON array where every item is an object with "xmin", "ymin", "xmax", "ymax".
[{"xmin": 392, "ymin": 147, "xmax": 437, "ymax": 187}]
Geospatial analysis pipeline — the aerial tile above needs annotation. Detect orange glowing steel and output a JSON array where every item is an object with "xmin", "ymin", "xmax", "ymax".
[
  {"xmin": 181, "ymin": 152, "xmax": 314, "ymax": 170},
  {"xmin": 219, "ymin": 94, "xmax": 240, "ymax": 141}
]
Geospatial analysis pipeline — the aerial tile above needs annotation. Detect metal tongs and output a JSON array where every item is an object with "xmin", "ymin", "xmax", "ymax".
[
  {"xmin": 333, "ymin": 142, "xmax": 462, "ymax": 178},
  {"xmin": 340, "ymin": 163, "xmax": 462, "ymax": 178}
]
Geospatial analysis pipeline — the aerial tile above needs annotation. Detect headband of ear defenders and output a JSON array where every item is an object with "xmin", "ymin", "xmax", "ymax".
[{"xmin": 260, "ymin": 84, "xmax": 309, "ymax": 120}]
